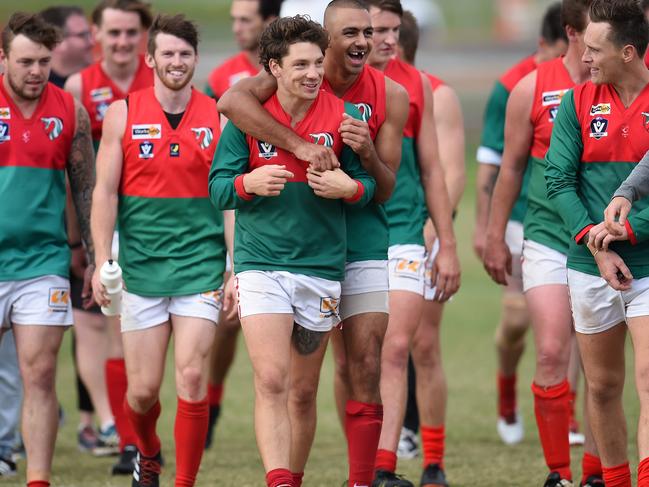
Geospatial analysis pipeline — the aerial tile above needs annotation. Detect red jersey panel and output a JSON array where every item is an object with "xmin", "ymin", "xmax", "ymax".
[
  {"xmin": 321, "ymin": 64, "xmax": 387, "ymax": 140},
  {"xmin": 424, "ymin": 72, "xmax": 445, "ymax": 92},
  {"xmin": 0, "ymin": 78, "xmax": 75, "ymax": 170},
  {"xmin": 530, "ymin": 57, "xmax": 574, "ymax": 159},
  {"xmin": 246, "ymin": 91, "xmax": 347, "ymax": 183},
  {"xmin": 207, "ymin": 52, "xmax": 259, "ymax": 100},
  {"xmin": 120, "ymin": 87, "xmax": 221, "ymax": 198},
  {"xmin": 501, "ymin": 55, "xmax": 537, "ymax": 92},
  {"xmin": 80, "ymin": 55, "xmax": 153, "ymax": 141},
  {"xmin": 575, "ymin": 82, "xmax": 649, "ymax": 163},
  {"xmin": 385, "ymin": 58, "xmax": 424, "ymax": 139}
]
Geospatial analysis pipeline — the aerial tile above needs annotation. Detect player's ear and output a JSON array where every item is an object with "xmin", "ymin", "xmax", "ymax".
[
  {"xmin": 144, "ymin": 51, "xmax": 155, "ymax": 68},
  {"xmin": 269, "ymin": 58, "xmax": 281, "ymax": 78},
  {"xmin": 621, "ymin": 44, "xmax": 635, "ymax": 64}
]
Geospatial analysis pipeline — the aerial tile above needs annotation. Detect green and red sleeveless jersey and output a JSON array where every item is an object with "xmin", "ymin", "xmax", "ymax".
[
  {"xmin": 546, "ymin": 80, "xmax": 649, "ymax": 278},
  {"xmin": 209, "ymin": 91, "xmax": 376, "ymax": 281},
  {"xmin": 478, "ymin": 55, "xmax": 537, "ymax": 223},
  {"xmin": 80, "ymin": 55, "xmax": 153, "ymax": 143},
  {"xmin": 524, "ymin": 57, "xmax": 574, "ymax": 253},
  {"xmin": 205, "ymin": 52, "xmax": 259, "ymax": 100},
  {"xmin": 322, "ymin": 64, "xmax": 389, "ymax": 262},
  {"xmin": 0, "ymin": 79, "xmax": 76, "ymax": 281},
  {"xmin": 119, "ymin": 87, "xmax": 225, "ymax": 296},
  {"xmin": 383, "ymin": 57, "xmax": 426, "ymax": 246}
]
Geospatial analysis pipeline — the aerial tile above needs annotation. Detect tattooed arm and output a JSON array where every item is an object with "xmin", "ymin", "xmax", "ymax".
[
  {"xmin": 291, "ymin": 323, "xmax": 327, "ymax": 356},
  {"xmin": 67, "ymin": 100, "xmax": 96, "ymax": 264}
]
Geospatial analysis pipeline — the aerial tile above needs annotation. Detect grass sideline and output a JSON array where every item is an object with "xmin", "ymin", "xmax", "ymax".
[{"xmin": 1, "ymin": 161, "xmax": 641, "ymax": 487}]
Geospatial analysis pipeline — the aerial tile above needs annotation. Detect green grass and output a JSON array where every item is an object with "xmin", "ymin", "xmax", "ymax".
[{"xmin": 1, "ymin": 160, "xmax": 641, "ymax": 486}]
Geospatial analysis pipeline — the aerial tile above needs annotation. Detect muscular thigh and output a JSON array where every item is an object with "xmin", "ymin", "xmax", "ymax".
[
  {"xmin": 342, "ymin": 312, "xmax": 388, "ymax": 361},
  {"xmin": 172, "ymin": 315, "xmax": 217, "ymax": 367}
]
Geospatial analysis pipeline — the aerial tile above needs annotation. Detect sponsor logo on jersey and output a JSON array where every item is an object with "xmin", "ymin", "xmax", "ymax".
[
  {"xmin": 170, "ymin": 143, "xmax": 180, "ymax": 157},
  {"xmin": 0, "ymin": 107, "xmax": 10, "ymax": 119},
  {"xmin": 549, "ymin": 106, "xmax": 559, "ymax": 123},
  {"xmin": 191, "ymin": 127, "xmax": 214, "ymax": 149},
  {"xmin": 0, "ymin": 121, "xmax": 10, "ymax": 143},
  {"xmin": 48, "ymin": 287, "xmax": 70, "ymax": 310},
  {"xmin": 541, "ymin": 89, "xmax": 569, "ymax": 107},
  {"xmin": 590, "ymin": 103, "xmax": 611, "ymax": 116},
  {"xmin": 258, "ymin": 140, "xmax": 278, "ymax": 159},
  {"xmin": 41, "ymin": 117, "xmax": 63, "ymax": 141},
  {"xmin": 642, "ymin": 112, "xmax": 649, "ymax": 133},
  {"xmin": 90, "ymin": 86, "xmax": 113, "ymax": 103},
  {"xmin": 589, "ymin": 117, "xmax": 608, "ymax": 139},
  {"xmin": 319, "ymin": 296, "xmax": 340, "ymax": 318},
  {"xmin": 310, "ymin": 132, "xmax": 334, "ymax": 147},
  {"xmin": 96, "ymin": 102, "xmax": 109, "ymax": 122},
  {"xmin": 139, "ymin": 141, "xmax": 154, "ymax": 159},
  {"xmin": 354, "ymin": 102, "xmax": 373, "ymax": 122},
  {"xmin": 132, "ymin": 124, "xmax": 162, "ymax": 139}
]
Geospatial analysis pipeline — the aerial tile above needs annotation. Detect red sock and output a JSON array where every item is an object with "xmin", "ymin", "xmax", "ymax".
[
  {"xmin": 265, "ymin": 468, "xmax": 293, "ymax": 487},
  {"xmin": 421, "ymin": 425, "xmax": 445, "ymax": 469},
  {"xmin": 345, "ymin": 400, "xmax": 383, "ymax": 486},
  {"xmin": 602, "ymin": 462, "xmax": 631, "ymax": 487},
  {"xmin": 174, "ymin": 396, "xmax": 209, "ymax": 486},
  {"xmin": 291, "ymin": 471, "xmax": 304, "ymax": 487},
  {"xmin": 123, "ymin": 399, "xmax": 161, "ymax": 457},
  {"xmin": 27, "ymin": 482, "xmax": 50, "ymax": 487},
  {"xmin": 581, "ymin": 452, "xmax": 602, "ymax": 484},
  {"xmin": 638, "ymin": 457, "xmax": 649, "ymax": 486},
  {"xmin": 106, "ymin": 358, "xmax": 138, "ymax": 449},
  {"xmin": 568, "ymin": 389, "xmax": 579, "ymax": 431},
  {"xmin": 375, "ymin": 449, "xmax": 397, "ymax": 473},
  {"xmin": 208, "ymin": 383, "xmax": 224, "ymax": 407},
  {"xmin": 531, "ymin": 380, "xmax": 571, "ymax": 480},
  {"xmin": 498, "ymin": 373, "xmax": 517, "ymax": 420}
]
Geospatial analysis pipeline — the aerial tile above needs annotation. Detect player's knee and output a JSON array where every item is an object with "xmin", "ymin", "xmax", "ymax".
[
  {"xmin": 289, "ymin": 382, "xmax": 318, "ymax": 414},
  {"xmin": 411, "ymin": 339, "xmax": 440, "ymax": 369},
  {"xmin": 497, "ymin": 294, "xmax": 529, "ymax": 346},
  {"xmin": 128, "ymin": 381, "xmax": 161, "ymax": 409},
  {"xmin": 177, "ymin": 365, "xmax": 204, "ymax": 398},
  {"xmin": 382, "ymin": 336, "xmax": 410, "ymax": 369},
  {"xmin": 255, "ymin": 369, "xmax": 289, "ymax": 399},
  {"xmin": 588, "ymin": 375, "xmax": 623, "ymax": 406},
  {"xmin": 21, "ymin": 357, "xmax": 56, "ymax": 393},
  {"xmin": 348, "ymin": 354, "xmax": 381, "ymax": 390}
]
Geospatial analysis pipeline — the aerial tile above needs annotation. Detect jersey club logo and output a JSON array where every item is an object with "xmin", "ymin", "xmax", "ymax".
[
  {"xmin": 549, "ymin": 106, "xmax": 559, "ymax": 123},
  {"xmin": 258, "ymin": 140, "xmax": 278, "ymax": 160},
  {"xmin": 590, "ymin": 117, "xmax": 608, "ymax": 140},
  {"xmin": 41, "ymin": 117, "xmax": 63, "ymax": 141},
  {"xmin": 319, "ymin": 296, "xmax": 340, "ymax": 318},
  {"xmin": 354, "ymin": 102, "xmax": 373, "ymax": 122},
  {"xmin": 0, "ymin": 121, "xmax": 10, "ymax": 143},
  {"xmin": 310, "ymin": 132, "xmax": 334, "ymax": 147},
  {"xmin": 191, "ymin": 127, "xmax": 214, "ymax": 149},
  {"xmin": 139, "ymin": 141, "xmax": 154, "ymax": 159}
]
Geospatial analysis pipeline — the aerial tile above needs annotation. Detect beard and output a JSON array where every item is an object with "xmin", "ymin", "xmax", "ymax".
[
  {"xmin": 155, "ymin": 64, "xmax": 194, "ymax": 91},
  {"xmin": 7, "ymin": 72, "xmax": 45, "ymax": 101}
]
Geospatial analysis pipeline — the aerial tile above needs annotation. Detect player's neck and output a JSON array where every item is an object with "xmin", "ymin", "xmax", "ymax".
[
  {"xmin": 276, "ymin": 89, "xmax": 314, "ymax": 127},
  {"xmin": 2, "ymin": 75, "xmax": 40, "ymax": 118},
  {"xmin": 610, "ymin": 63, "xmax": 649, "ymax": 108},
  {"xmin": 563, "ymin": 46, "xmax": 590, "ymax": 85},
  {"xmin": 324, "ymin": 58, "xmax": 361, "ymax": 97},
  {"xmin": 101, "ymin": 56, "xmax": 140, "ymax": 83},
  {"xmin": 153, "ymin": 77, "xmax": 192, "ymax": 114}
]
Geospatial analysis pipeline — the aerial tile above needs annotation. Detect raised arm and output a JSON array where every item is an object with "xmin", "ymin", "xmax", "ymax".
[
  {"xmin": 90, "ymin": 100, "xmax": 126, "ymax": 306},
  {"xmin": 483, "ymin": 71, "xmax": 535, "ymax": 285},
  {"xmin": 218, "ymin": 71, "xmax": 338, "ymax": 170},
  {"xmin": 417, "ymin": 73, "xmax": 460, "ymax": 300}
]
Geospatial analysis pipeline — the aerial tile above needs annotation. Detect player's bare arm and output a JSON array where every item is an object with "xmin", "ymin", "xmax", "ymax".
[
  {"xmin": 63, "ymin": 71, "xmax": 82, "ymax": 100},
  {"xmin": 473, "ymin": 164, "xmax": 499, "ymax": 259},
  {"xmin": 218, "ymin": 71, "xmax": 339, "ymax": 170},
  {"xmin": 90, "ymin": 100, "xmax": 126, "ymax": 306},
  {"xmin": 338, "ymin": 79, "xmax": 407, "ymax": 203},
  {"xmin": 417, "ymin": 73, "xmax": 460, "ymax": 301},
  {"xmin": 483, "ymin": 71, "xmax": 535, "ymax": 285}
]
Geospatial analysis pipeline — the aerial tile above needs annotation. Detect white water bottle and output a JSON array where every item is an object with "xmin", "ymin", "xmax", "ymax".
[{"xmin": 100, "ymin": 260, "xmax": 123, "ymax": 316}]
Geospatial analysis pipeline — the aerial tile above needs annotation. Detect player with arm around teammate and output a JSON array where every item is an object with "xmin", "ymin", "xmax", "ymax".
[{"xmin": 91, "ymin": 14, "xmax": 225, "ymax": 487}]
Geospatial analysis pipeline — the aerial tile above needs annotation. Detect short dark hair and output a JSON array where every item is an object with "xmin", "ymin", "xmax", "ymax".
[
  {"xmin": 258, "ymin": 0, "xmax": 284, "ymax": 20},
  {"xmin": 561, "ymin": 0, "xmax": 592, "ymax": 32},
  {"xmin": 398, "ymin": 10, "xmax": 418, "ymax": 64},
  {"xmin": 147, "ymin": 14, "xmax": 199, "ymax": 55},
  {"xmin": 39, "ymin": 6, "xmax": 85, "ymax": 31},
  {"xmin": 590, "ymin": 0, "xmax": 649, "ymax": 57},
  {"xmin": 326, "ymin": 0, "xmax": 369, "ymax": 10},
  {"xmin": 1, "ymin": 12, "xmax": 61, "ymax": 54},
  {"xmin": 259, "ymin": 15, "xmax": 329, "ymax": 74},
  {"xmin": 365, "ymin": 0, "xmax": 403, "ymax": 17},
  {"xmin": 91, "ymin": 0, "xmax": 153, "ymax": 29},
  {"xmin": 541, "ymin": 2, "xmax": 568, "ymax": 44}
]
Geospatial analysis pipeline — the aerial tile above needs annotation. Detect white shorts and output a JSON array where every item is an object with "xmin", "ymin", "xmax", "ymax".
[
  {"xmin": 424, "ymin": 240, "xmax": 440, "ymax": 301},
  {"xmin": 0, "ymin": 275, "xmax": 73, "ymax": 328},
  {"xmin": 568, "ymin": 269, "xmax": 649, "ymax": 334},
  {"xmin": 388, "ymin": 244, "xmax": 425, "ymax": 296},
  {"xmin": 505, "ymin": 221, "xmax": 524, "ymax": 255},
  {"xmin": 235, "ymin": 270, "xmax": 341, "ymax": 333},
  {"xmin": 341, "ymin": 260, "xmax": 389, "ymax": 296},
  {"xmin": 522, "ymin": 240, "xmax": 567, "ymax": 292},
  {"xmin": 121, "ymin": 288, "xmax": 223, "ymax": 332}
]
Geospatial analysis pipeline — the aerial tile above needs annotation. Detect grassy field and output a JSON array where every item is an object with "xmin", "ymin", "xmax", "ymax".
[{"xmin": 0, "ymin": 160, "xmax": 641, "ymax": 486}]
